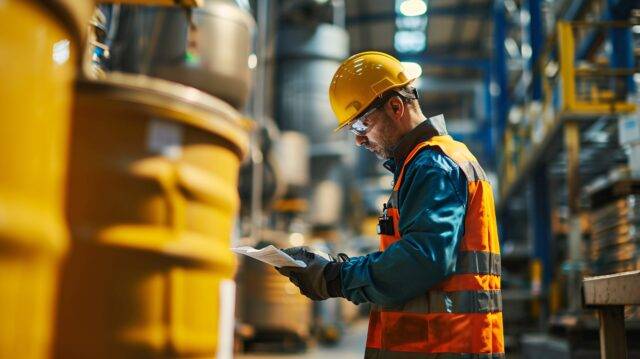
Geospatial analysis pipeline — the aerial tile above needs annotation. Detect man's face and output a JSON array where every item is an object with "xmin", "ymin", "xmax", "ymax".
[{"xmin": 354, "ymin": 108, "xmax": 398, "ymax": 159}]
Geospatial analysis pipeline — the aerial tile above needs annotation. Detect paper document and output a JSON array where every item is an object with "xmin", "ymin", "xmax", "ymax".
[{"xmin": 231, "ymin": 245, "xmax": 307, "ymax": 268}]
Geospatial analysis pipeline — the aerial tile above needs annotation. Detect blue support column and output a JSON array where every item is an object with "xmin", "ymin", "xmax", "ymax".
[
  {"xmin": 483, "ymin": 69, "xmax": 495, "ymax": 166},
  {"xmin": 492, "ymin": 0, "xmax": 509, "ymax": 155},
  {"xmin": 492, "ymin": 0, "xmax": 509, "ymax": 245},
  {"xmin": 524, "ymin": 0, "xmax": 544, "ymax": 101},
  {"xmin": 530, "ymin": 164, "xmax": 553, "ymax": 287},
  {"xmin": 606, "ymin": 0, "xmax": 635, "ymax": 94}
]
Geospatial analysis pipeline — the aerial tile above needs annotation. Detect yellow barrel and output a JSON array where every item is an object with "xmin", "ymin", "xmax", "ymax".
[
  {"xmin": 0, "ymin": 1, "xmax": 91, "ymax": 358},
  {"xmin": 55, "ymin": 74, "xmax": 249, "ymax": 358}
]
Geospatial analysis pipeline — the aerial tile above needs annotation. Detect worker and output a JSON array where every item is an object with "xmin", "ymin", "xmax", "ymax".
[{"xmin": 276, "ymin": 51, "xmax": 504, "ymax": 358}]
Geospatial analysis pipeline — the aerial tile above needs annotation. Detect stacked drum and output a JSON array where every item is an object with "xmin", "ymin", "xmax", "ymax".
[{"xmin": 51, "ymin": 1, "xmax": 255, "ymax": 358}]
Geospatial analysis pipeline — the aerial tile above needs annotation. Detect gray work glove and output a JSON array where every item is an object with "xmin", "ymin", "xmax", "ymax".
[{"xmin": 276, "ymin": 247, "xmax": 345, "ymax": 301}]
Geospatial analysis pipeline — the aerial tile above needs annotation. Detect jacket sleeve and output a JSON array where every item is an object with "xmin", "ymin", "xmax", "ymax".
[{"xmin": 339, "ymin": 156, "xmax": 467, "ymax": 305}]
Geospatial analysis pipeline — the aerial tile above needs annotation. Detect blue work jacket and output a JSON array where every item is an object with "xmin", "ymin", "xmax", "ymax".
[{"xmin": 340, "ymin": 118, "xmax": 468, "ymax": 306}]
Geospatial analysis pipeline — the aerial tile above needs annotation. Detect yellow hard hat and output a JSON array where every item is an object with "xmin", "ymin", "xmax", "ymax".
[{"xmin": 329, "ymin": 51, "xmax": 416, "ymax": 132}]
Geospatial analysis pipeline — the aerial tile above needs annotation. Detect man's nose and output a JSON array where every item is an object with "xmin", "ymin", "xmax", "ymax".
[{"xmin": 355, "ymin": 134, "xmax": 367, "ymax": 147}]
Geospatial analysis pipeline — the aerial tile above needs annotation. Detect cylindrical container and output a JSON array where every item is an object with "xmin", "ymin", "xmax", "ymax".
[
  {"xmin": 242, "ymin": 257, "xmax": 312, "ymax": 343},
  {"xmin": 55, "ymin": 74, "xmax": 249, "ymax": 358},
  {"xmin": 276, "ymin": 24, "xmax": 350, "ymax": 228},
  {"xmin": 164, "ymin": 0, "xmax": 256, "ymax": 109},
  {"xmin": 310, "ymin": 180, "xmax": 343, "ymax": 226},
  {"xmin": 0, "ymin": 1, "xmax": 91, "ymax": 358},
  {"xmin": 103, "ymin": 0, "xmax": 255, "ymax": 109},
  {"xmin": 272, "ymin": 131, "xmax": 310, "ymax": 188},
  {"xmin": 276, "ymin": 24, "xmax": 349, "ymax": 143}
]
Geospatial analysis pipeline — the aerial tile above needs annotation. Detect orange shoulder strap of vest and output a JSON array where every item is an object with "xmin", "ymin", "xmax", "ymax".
[{"xmin": 393, "ymin": 136, "xmax": 450, "ymax": 191}]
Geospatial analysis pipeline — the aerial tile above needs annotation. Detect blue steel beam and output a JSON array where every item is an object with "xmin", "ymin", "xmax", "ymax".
[
  {"xmin": 607, "ymin": 0, "xmax": 636, "ymax": 93},
  {"xmin": 525, "ymin": 0, "xmax": 544, "ymax": 101},
  {"xmin": 574, "ymin": 0, "xmax": 636, "ymax": 60},
  {"xmin": 346, "ymin": 2, "xmax": 491, "ymax": 26},
  {"xmin": 483, "ymin": 69, "xmax": 494, "ymax": 167},
  {"xmin": 530, "ymin": 164, "xmax": 553, "ymax": 287},
  {"xmin": 491, "ymin": 0, "xmax": 508, "ymax": 152},
  {"xmin": 562, "ymin": 0, "xmax": 589, "ymax": 20}
]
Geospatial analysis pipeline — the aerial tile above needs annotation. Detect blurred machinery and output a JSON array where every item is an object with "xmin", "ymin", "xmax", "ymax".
[
  {"xmin": 238, "ymin": 239, "xmax": 312, "ymax": 352},
  {"xmin": 589, "ymin": 191, "xmax": 640, "ymax": 276},
  {"xmin": 233, "ymin": 1, "xmax": 354, "ymax": 352},
  {"xmin": 276, "ymin": 20, "xmax": 351, "ymax": 230},
  {"xmin": 276, "ymin": 6, "xmax": 352, "ymax": 346},
  {"xmin": 0, "ymin": 1, "xmax": 93, "ymax": 358},
  {"xmin": 100, "ymin": 1, "xmax": 255, "ymax": 109},
  {"xmin": 500, "ymin": 7, "xmax": 640, "ymax": 357}
]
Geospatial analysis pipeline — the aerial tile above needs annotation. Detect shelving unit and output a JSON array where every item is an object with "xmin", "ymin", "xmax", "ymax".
[{"xmin": 493, "ymin": 0, "xmax": 638, "ymax": 356}]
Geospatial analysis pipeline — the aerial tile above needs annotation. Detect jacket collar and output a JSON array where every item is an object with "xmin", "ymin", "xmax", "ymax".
[{"xmin": 383, "ymin": 114, "xmax": 448, "ymax": 174}]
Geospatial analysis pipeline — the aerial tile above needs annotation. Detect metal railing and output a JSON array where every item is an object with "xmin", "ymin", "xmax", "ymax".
[
  {"xmin": 557, "ymin": 20, "xmax": 638, "ymax": 114},
  {"xmin": 583, "ymin": 270, "xmax": 640, "ymax": 358}
]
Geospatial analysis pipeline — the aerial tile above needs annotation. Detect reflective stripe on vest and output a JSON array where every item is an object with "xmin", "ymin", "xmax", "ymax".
[
  {"xmin": 366, "ymin": 135, "xmax": 504, "ymax": 356},
  {"xmin": 456, "ymin": 251, "xmax": 501, "ymax": 275},
  {"xmin": 372, "ymin": 290, "xmax": 502, "ymax": 313}
]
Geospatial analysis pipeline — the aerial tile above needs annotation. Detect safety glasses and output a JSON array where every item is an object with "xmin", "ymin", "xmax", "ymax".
[
  {"xmin": 348, "ymin": 105, "xmax": 380, "ymax": 136},
  {"xmin": 348, "ymin": 88, "xmax": 417, "ymax": 136}
]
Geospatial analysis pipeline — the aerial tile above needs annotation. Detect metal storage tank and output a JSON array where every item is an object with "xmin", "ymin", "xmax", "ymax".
[
  {"xmin": 276, "ymin": 23, "xmax": 351, "ymax": 228},
  {"xmin": 0, "ymin": 1, "xmax": 92, "ymax": 358},
  {"xmin": 102, "ymin": 0, "xmax": 255, "ymax": 109},
  {"xmin": 276, "ymin": 24, "xmax": 349, "ymax": 143},
  {"xmin": 272, "ymin": 131, "xmax": 311, "ymax": 190},
  {"xmin": 54, "ymin": 74, "xmax": 249, "ymax": 358}
]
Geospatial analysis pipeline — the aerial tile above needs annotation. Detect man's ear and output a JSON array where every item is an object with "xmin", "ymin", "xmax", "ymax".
[{"xmin": 386, "ymin": 96, "xmax": 404, "ymax": 120}]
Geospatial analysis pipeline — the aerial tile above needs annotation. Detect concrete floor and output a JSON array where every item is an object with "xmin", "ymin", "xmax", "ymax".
[{"xmin": 236, "ymin": 319, "xmax": 368, "ymax": 359}]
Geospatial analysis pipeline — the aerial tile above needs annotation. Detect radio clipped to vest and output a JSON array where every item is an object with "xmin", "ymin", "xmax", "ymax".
[{"xmin": 377, "ymin": 203, "xmax": 395, "ymax": 235}]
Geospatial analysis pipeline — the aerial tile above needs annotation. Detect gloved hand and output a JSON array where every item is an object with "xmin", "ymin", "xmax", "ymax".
[{"xmin": 276, "ymin": 247, "xmax": 346, "ymax": 301}]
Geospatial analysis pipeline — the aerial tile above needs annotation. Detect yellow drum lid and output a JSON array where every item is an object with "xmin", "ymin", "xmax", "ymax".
[{"xmin": 76, "ymin": 73, "xmax": 251, "ymax": 159}]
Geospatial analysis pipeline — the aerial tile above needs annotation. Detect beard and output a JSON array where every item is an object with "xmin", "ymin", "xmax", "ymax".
[{"xmin": 364, "ymin": 114, "xmax": 397, "ymax": 159}]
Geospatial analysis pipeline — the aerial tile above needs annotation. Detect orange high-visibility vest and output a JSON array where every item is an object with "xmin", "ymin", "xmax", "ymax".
[{"xmin": 366, "ymin": 135, "xmax": 505, "ymax": 358}]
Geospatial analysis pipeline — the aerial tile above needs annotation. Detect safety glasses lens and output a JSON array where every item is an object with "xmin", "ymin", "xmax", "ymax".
[{"xmin": 350, "ymin": 118, "xmax": 368, "ymax": 135}]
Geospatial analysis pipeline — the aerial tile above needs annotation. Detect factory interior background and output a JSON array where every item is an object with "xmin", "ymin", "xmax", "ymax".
[{"xmin": 1, "ymin": 0, "xmax": 640, "ymax": 358}]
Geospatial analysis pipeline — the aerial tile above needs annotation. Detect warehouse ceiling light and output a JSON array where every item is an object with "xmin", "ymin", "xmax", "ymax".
[
  {"xmin": 401, "ymin": 62, "xmax": 422, "ymax": 79},
  {"xmin": 396, "ymin": 15, "xmax": 428, "ymax": 30},
  {"xmin": 394, "ymin": 30, "xmax": 426, "ymax": 53},
  {"xmin": 399, "ymin": 0, "xmax": 427, "ymax": 17}
]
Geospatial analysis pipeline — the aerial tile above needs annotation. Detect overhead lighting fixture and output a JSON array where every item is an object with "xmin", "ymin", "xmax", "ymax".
[
  {"xmin": 401, "ymin": 62, "xmax": 423, "ymax": 79},
  {"xmin": 394, "ymin": 30, "xmax": 426, "ymax": 53},
  {"xmin": 399, "ymin": 0, "xmax": 427, "ymax": 17},
  {"xmin": 396, "ymin": 15, "xmax": 428, "ymax": 30}
]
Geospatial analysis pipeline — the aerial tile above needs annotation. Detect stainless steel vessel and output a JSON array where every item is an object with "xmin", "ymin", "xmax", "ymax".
[{"xmin": 101, "ymin": 0, "xmax": 255, "ymax": 109}]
